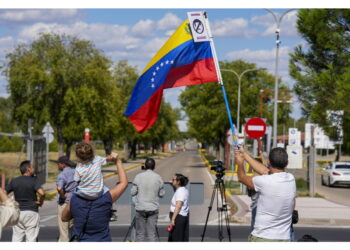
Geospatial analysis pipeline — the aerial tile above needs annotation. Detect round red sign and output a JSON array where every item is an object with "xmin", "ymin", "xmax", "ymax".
[{"xmin": 245, "ymin": 117, "xmax": 267, "ymax": 139}]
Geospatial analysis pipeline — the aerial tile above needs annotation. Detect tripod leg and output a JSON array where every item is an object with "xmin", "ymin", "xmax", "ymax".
[
  {"xmin": 217, "ymin": 181, "xmax": 225, "ymax": 241},
  {"xmin": 201, "ymin": 182, "xmax": 217, "ymax": 242},
  {"xmin": 220, "ymin": 181, "xmax": 232, "ymax": 242},
  {"xmin": 123, "ymin": 217, "xmax": 136, "ymax": 242}
]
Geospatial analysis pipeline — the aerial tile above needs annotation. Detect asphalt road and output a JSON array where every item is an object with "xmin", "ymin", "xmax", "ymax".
[
  {"xmin": 2, "ymin": 225, "xmax": 350, "ymax": 242},
  {"xmin": 315, "ymin": 173, "xmax": 350, "ymax": 206},
  {"xmin": 34, "ymin": 150, "xmax": 222, "ymax": 227},
  {"xmin": 288, "ymin": 167, "xmax": 350, "ymax": 206}
]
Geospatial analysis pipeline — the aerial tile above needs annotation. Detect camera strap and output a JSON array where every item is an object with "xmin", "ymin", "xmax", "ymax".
[{"xmin": 70, "ymin": 199, "xmax": 93, "ymax": 242}]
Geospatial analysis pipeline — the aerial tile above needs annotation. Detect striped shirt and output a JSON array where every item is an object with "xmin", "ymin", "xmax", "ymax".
[{"xmin": 74, "ymin": 156, "xmax": 107, "ymax": 200}]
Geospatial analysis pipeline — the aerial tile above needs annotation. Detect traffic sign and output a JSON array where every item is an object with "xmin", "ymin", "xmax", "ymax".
[
  {"xmin": 245, "ymin": 117, "xmax": 266, "ymax": 139},
  {"xmin": 42, "ymin": 122, "xmax": 54, "ymax": 144}
]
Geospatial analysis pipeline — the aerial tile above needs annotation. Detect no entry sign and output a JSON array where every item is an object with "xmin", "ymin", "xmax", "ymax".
[{"xmin": 245, "ymin": 117, "xmax": 267, "ymax": 139}]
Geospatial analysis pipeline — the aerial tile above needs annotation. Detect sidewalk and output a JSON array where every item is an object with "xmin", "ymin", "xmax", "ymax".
[{"xmin": 230, "ymin": 194, "xmax": 350, "ymax": 227}]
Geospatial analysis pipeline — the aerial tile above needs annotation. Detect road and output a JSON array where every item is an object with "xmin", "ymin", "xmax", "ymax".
[
  {"xmin": 4, "ymin": 150, "xmax": 350, "ymax": 242},
  {"xmin": 315, "ymin": 173, "xmax": 350, "ymax": 206},
  {"xmin": 288, "ymin": 167, "xmax": 350, "ymax": 206},
  {"xmin": 2, "ymin": 225, "xmax": 350, "ymax": 242},
  {"xmin": 35, "ymin": 150, "xmax": 224, "ymax": 227}
]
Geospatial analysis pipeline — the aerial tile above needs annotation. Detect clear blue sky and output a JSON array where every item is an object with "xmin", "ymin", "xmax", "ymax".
[{"xmin": 1, "ymin": 1, "xmax": 348, "ymax": 131}]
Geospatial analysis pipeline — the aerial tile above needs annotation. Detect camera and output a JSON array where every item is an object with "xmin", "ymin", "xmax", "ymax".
[
  {"xmin": 211, "ymin": 160, "xmax": 225, "ymax": 179},
  {"xmin": 141, "ymin": 165, "xmax": 146, "ymax": 170}
]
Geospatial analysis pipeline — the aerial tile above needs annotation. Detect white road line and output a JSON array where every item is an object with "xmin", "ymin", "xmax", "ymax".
[{"xmin": 40, "ymin": 215, "xmax": 56, "ymax": 223}]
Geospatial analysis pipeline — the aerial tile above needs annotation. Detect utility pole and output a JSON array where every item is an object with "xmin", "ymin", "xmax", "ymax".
[
  {"xmin": 265, "ymin": 9, "xmax": 296, "ymax": 148},
  {"xmin": 27, "ymin": 119, "xmax": 33, "ymax": 162},
  {"xmin": 308, "ymin": 124, "xmax": 316, "ymax": 197}
]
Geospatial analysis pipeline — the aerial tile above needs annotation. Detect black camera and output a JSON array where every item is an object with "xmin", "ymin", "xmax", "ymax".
[
  {"xmin": 141, "ymin": 165, "xmax": 146, "ymax": 170},
  {"xmin": 211, "ymin": 160, "xmax": 225, "ymax": 179}
]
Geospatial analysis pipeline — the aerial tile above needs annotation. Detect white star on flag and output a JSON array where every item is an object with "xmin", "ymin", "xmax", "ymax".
[
  {"xmin": 153, "ymin": 72, "xmax": 156, "ymax": 76},
  {"xmin": 160, "ymin": 62, "xmax": 164, "ymax": 67}
]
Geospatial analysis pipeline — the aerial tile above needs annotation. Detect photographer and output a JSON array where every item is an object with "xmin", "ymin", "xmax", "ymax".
[
  {"xmin": 131, "ymin": 158, "xmax": 165, "ymax": 242},
  {"xmin": 235, "ymin": 147, "xmax": 296, "ymax": 242}
]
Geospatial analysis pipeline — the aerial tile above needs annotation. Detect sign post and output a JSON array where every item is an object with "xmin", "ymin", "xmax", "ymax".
[
  {"xmin": 42, "ymin": 122, "xmax": 54, "ymax": 180},
  {"xmin": 245, "ymin": 117, "xmax": 267, "ymax": 139},
  {"xmin": 245, "ymin": 117, "xmax": 267, "ymax": 155}
]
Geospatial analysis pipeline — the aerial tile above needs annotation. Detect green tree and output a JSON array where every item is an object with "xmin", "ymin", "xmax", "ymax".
[
  {"xmin": 0, "ymin": 97, "xmax": 16, "ymax": 132},
  {"xmin": 4, "ymin": 33, "xmax": 114, "ymax": 156},
  {"xmin": 180, "ymin": 60, "xmax": 285, "ymax": 150},
  {"xmin": 290, "ymin": 9, "xmax": 350, "ymax": 153},
  {"xmin": 111, "ymin": 60, "xmax": 182, "ymax": 159},
  {"xmin": 0, "ymin": 136, "xmax": 14, "ymax": 152}
]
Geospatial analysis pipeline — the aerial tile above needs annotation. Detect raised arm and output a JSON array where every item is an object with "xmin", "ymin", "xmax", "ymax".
[
  {"xmin": 235, "ymin": 149, "xmax": 255, "ymax": 190},
  {"xmin": 240, "ymin": 147, "xmax": 269, "ymax": 175},
  {"xmin": 0, "ymin": 188, "xmax": 9, "ymax": 203},
  {"xmin": 109, "ymin": 153, "xmax": 128, "ymax": 202}
]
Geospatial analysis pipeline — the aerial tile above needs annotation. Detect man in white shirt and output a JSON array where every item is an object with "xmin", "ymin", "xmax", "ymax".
[{"xmin": 235, "ymin": 147, "xmax": 296, "ymax": 242}]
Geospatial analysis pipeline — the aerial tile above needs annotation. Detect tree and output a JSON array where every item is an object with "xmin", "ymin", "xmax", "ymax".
[
  {"xmin": 180, "ymin": 60, "xmax": 284, "ymax": 152},
  {"xmin": 111, "ymin": 60, "xmax": 181, "ymax": 159},
  {"xmin": 4, "ymin": 33, "xmax": 114, "ymax": 156},
  {"xmin": 290, "ymin": 9, "xmax": 350, "ymax": 153},
  {"xmin": 0, "ymin": 97, "xmax": 16, "ymax": 133}
]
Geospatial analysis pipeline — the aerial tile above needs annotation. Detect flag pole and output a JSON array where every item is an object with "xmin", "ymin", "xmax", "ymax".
[{"xmin": 203, "ymin": 12, "xmax": 239, "ymax": 148}]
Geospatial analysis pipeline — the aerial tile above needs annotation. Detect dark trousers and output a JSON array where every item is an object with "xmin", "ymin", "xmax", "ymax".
[{"xmin": 168, "ymin": 212, "xmax": 189, "ymax": 242}]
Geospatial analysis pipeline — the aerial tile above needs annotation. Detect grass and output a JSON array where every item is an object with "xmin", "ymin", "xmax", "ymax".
[
  {"xmin": 0, "ymin": 149, "xmax": 126, "ymax": 183},
  {"xmin": 295, "ymin": 178, "xmax": 324, "ymax": 198}
]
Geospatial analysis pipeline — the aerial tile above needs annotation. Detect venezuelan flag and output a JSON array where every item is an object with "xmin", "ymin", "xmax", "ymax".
[{"xmin": 125, "ymin": 19, "xmax": 218, "ymax": 133}]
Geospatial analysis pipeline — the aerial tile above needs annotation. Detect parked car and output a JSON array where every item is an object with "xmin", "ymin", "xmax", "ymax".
[{"xmin": 321, "ymin": 162, "xmax": 350, "ymax": 187}]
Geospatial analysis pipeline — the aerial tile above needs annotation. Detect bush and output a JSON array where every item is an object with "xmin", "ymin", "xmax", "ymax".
[
  {"xmin": 49, "ymin": 139, "xmax": 58, "ymax": 152},
  {"xmin": 11, "ymin": 136, "xmax": 24, "ymax": 152},
  {"xmin": 296, "ymin": 178, "xmax": 308, "ymax": 190},
  {"xmin": 0, "ymin": 136, "xmax": 14, "ymax": 152}
]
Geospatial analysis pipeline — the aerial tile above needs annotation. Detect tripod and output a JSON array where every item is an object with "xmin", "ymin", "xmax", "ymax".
[
  {"xmin": 201, "ymin": 173, "xmax": 232, "ymax": 242},
  {"xmin": 123, "ymin": 216, "xmax": 136, "ymax": 242}
]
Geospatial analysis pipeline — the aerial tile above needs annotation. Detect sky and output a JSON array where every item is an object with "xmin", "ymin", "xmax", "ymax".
[{"xmin": 0, "ymin": 1, "xmax": 348, "ymax": 131}]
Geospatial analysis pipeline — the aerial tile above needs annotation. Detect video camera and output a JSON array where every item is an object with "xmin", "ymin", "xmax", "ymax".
[{"xmin": 211, "ymin": 160, "xmax": 225, "ymax": 179}]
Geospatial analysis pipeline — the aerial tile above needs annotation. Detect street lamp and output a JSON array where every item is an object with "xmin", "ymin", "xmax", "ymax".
[
  {"xmin": 265, "ymin": 8, "xmax": 296, "ymax": 148},
  {"xmin": 222, "ymin": 68, "xmax": 266, "ymax": 134}
]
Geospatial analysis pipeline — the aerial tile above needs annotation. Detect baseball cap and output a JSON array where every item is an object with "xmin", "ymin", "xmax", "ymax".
[{"xmin": 57, "ymin": 156, "xmax": 75, "ymax": 167}]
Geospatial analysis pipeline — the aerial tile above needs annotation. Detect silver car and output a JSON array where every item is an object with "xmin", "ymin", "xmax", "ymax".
[{"xmin": 321, "ymin": 162, "xmax": 350, "ymax": 187}]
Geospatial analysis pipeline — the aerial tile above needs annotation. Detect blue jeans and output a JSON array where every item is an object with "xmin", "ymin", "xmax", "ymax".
[{"xmin": 250, "ymin": 207, "xmax": 257, "ymax": 232}]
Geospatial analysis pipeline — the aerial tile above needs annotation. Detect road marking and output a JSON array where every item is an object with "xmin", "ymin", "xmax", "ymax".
[{"xmin": 40, "ymin": 215, "xmax": 56, "ymax": 223}]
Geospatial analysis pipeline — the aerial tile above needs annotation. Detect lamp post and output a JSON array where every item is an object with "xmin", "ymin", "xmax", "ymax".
[
  {"xmin": 265, "ymin": 8, "xmax": 296, "ymax": 148},
  {"xmin": 222, "ymin": 68, "xmax": 265, "ymax": 134}
]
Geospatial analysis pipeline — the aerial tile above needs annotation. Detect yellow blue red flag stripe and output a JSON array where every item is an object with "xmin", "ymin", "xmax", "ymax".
[{"xmin": 125, "ymin": 19, "xmax": 218, "ymax": 133}]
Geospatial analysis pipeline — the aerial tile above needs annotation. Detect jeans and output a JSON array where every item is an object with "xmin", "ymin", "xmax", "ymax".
[{"xmin": 135, "ymin": 210, "xmax": 159, "ymax": 242}]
